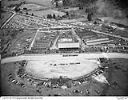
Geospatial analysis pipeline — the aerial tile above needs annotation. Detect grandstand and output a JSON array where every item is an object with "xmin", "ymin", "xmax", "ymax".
[
  {"xmin": 57, "ymin": 30, "xmax": 80, "ymax": 49},
  {"xmin": 58, "ymin": 42, "xmax": 80, "ymax": 49}
]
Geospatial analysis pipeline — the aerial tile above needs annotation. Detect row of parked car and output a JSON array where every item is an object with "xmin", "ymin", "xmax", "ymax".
[{"xmin": 8, "ymin": 73, "xmax": 25, "ymax": 88}]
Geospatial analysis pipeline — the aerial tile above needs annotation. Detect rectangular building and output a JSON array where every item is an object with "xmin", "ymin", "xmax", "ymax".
[
  {"xmin": 58, "ymin": 42, "xmax": 80, "ymax": 49},
  {"xmin": 86, "ymin": 38, "xmax": 109, "ymax": 43},
  {"xmin": 86, "ymin": 40, "xmax": 113, "ymax": 45}
]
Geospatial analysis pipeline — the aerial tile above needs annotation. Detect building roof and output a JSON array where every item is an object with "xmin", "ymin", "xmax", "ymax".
[{"xmin": 58, "ymin": 42, "xmax": 80, "ymax": 48}]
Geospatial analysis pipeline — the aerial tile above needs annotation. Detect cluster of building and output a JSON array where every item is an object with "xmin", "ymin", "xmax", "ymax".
[
  {"xmin": 3, "ymin": 7, "xmax": 128, "ymax": 56},
  {"xmin": 6, "ymin": 26, "xmax": 128, "ymax": 57},
  {"xmin": 76, "ymin": 28, "xmax": 113, "ymax": 46},
  {"xmin": 30, "ymin": 31, "xmax": 57, "ymax": 53}
]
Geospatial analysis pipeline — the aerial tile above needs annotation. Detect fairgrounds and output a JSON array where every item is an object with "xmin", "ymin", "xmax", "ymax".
[{"xmin": 1, "ymin": 53, "xmax": 128, "ymax": 79}]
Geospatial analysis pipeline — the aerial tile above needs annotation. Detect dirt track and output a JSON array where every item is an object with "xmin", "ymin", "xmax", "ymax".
[{"xmin": 1, "ymin": 53, "xmax": 128, "ymax": 64}]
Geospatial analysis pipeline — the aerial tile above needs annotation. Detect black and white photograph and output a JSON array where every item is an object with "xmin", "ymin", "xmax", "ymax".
[{"xmin": 0, "ymin": 0, "xmax": 128, "ymax": 97}]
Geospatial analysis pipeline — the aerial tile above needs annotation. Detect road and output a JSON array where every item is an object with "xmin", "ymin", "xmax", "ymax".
[
  {"xmin": 91, "ymin": 30, "xmax": 128, "ymax": 41},
  {"xmin": 28, "ymin": 28, "xmax": 41, "ymax": 50},
  {"xmin": 50, "ymin": 32, "xmax": 60, "ymax": 49},
  {"xmin": 1, "ymin": 53, "xmax": 128, "ymax": 64},
  {"xmin": 71, "ymin": 28, "xmax": 86, "ymax": 50},
  {"xmin": 1, "ymin": 11, "xmax": 16, "ymax": 29}
]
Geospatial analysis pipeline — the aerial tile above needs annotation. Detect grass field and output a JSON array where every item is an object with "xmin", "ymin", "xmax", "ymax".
[
  {"xmin": 25, "ymin": 57, "xmax": 99, "ymax": 79},
  {"xmin": 25, "ymin": 0, "xmax": 51, "ymax": 7},
  {"xmin": 19, "ymin": 3, "xmax": 48, "ymax": 10},
  {"xmin": 28, "ymin": 9, "xmax": 65, "ymax": 17},
  {"xmin": 1, "ymin": 0, "xmax": 22, "ymax": 7},
  {"xmin": 21, "ymin": 0, "xmax": 65, "ymax": 17}
]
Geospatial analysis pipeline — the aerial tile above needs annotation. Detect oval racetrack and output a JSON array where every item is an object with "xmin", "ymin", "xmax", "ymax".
[
  {"xmin": 25, "ymin": 58, "xmax": 99, "ymax": 79},
  {"xmin": 2, "ymin": 53, "xmax": 128, "ymax": 79}
]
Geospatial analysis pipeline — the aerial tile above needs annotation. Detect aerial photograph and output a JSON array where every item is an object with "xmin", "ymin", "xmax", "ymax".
[{"xmin": 1, "ymin": 0, "xmax": 128, "ymax": 96}]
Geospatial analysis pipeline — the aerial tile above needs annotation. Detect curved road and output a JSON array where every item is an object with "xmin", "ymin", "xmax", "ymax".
[{"xmin": 1, "ymin": 53, "xmax": 128, "ymax": 64}]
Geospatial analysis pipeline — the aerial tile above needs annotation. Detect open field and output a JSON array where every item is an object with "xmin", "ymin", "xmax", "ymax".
[
  {"xmin": 1, "ymin": 0, "xmax": 22, "ymax": 7},
  {"xmin": 102, "ymin": 58, "xmax": 128, "ymax": 95},
  {"xmin": 22, "ymin": 0, "xmax": 64, "ymax": 17},
  {"xmin": 28, "ymin": 9, "xmax": 65, "ymax": 17},
  {"xmin": 19, "ymin": 3, "xmax": 48, "ymax": 10},
  {"xmin": 24, "ymin": 0, "xmax": 51, "ymax": 7},
  {"xmin": 25, "ymin": 58, "xmax": 99, "ymax": 79}
]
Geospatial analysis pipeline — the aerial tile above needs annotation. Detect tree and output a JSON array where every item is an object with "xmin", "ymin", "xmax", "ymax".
[
  {"xmin": 32, "ymin": 13, "xmax": 34, "ymax": 16},
  {"xmin": 49, "ymin": 14, "xmax": 52, "ymax": 19},
  {"xmin": 66, "ymin": 11, "xmax": 69, "ymax": 16},
  {"xmin": 54, "ymin": 0, "xmax": 59, "ymax": 7},
  {"xmin": 23, "ymin": 7, "xmax": 27, "ymax": 11},
  {"xmin": 26, "ymin": 12, "xmax": 28, "ymax": 15},
  {"xmin": 47, "ymin": 14, "xmax": 49, "ymax": 18},
  {"xmin": 56, "ymin": 2, "xmax": 59, "ymax": 7},
  {"xmin": 87, "ymin": 13, "xmax": 93, "ymax": 21},
  {"xmin": 53, "ymin": 14, "xmax": 56, "ymax": 19},
  {"xmin": 47, "ymin": 14, "xmax": 52, "ymax": 19},
  {"xmin": 14, "ymin": 7, "xmax": 20, "ymax": 12}
]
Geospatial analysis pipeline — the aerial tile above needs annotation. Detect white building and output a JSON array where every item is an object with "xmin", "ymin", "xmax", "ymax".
[
  {"xmin": 86, "ymin": 38, "xmax": 112, "ymax": 46},
  {"xmin": 58, "ymin": 42, "xmax": 80, "ymax": 49},
  {"xmin": 58, "ymin": 38, "xmax": 80, "ymax": 49}
]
